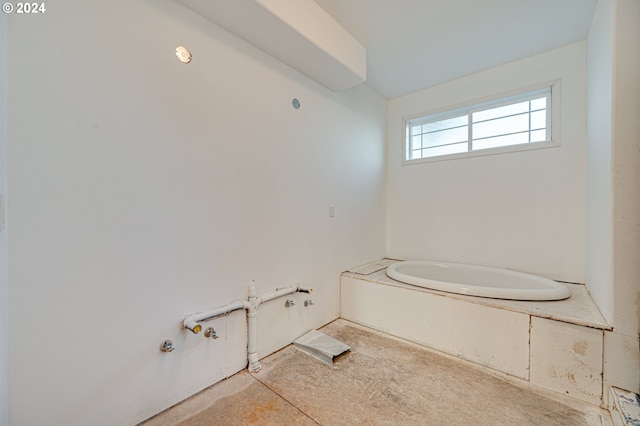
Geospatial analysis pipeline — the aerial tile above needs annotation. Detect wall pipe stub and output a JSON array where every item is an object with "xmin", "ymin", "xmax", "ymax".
[{"xmin": 182, "ymin": 282, "xmax": 313, "ymax": 372}]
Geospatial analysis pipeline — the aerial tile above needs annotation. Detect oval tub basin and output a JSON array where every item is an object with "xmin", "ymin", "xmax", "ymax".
[{"xmin": 386, "ymin": 260, "xmax": 570, "ymax": 301}]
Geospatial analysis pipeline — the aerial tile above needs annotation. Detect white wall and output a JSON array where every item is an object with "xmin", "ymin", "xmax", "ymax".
[
  {"xmin": 6, "ymin": 1, "xmax": 386, "ymax": 425},
  {"xmin": 610, "ymin": 0, "xmax": 640, "ymax": 340},
  {"xmin": 0, "ymin": 12, "xmax": 8, "ymax": 426},
  {"xmin": 586, "ymin": 0, "xmax": 640, "ymax": 398},
  {"xmin": 387, "ymin": 43, "xmax": 587, "ymax": 283},
  {"xmin": 586, "ymin": 0, "xmax": 615, "ymax": 330}
]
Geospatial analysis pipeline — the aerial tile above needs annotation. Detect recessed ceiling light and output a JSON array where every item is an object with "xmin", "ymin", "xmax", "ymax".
[{"xmin": 175, "ymin": 46, "xmax": 192, "ymax": 64}]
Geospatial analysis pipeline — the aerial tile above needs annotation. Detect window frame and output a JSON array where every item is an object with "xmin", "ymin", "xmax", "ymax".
[{"xmin": 401, "ymin": 80, "xmax": 561, "ymax": 165}]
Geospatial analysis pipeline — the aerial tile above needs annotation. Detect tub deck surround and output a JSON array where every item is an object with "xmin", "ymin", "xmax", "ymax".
[
  {"xmin": 345, "ymin": 259, "xmax": 610, "ymax": 330},
  {"xmin": 346, "ymin": 258, "xmax": 398, "ymax": 275},
  {"xmin": 341, "ymin": 259, "xmax": 611, "ymax": 406}
]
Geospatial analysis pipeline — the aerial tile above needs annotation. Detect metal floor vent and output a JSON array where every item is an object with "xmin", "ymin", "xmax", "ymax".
[
  {"xmin": 611, "ymin": 387, "xmax": 640, "ymax": 426},
  {"xmin": 293, "ymin": 330, "xmax": 351, "ymax": 365}
]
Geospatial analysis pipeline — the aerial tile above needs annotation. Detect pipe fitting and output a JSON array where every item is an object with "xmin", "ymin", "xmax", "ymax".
[
  {"xmin": 248, "ymin": 281, "xmax": 258, "ymax": 304},
  {"xmin": 182, "ymin": 282, "xmax": 318, "ymax": 376},
  {"xmin": 204, "ymin": 327, "xmax": 218, "ymax": 339},
  {"xmin": 160, "ymin": 340, "xmax": 175, "ymax": 353},
  {"xmin": 248, "ymin": 352, "xmax": 262, "ymax": 373},
  {"xmin": 183, "ymin": 316, "xmax": 202, "ymax": 334}
]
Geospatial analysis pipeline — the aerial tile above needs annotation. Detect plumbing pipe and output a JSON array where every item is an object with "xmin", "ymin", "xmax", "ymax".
[
  {"xmin": 258, "ymin": 285, "xmax": 298, "ymax": 304},
  {"xmin": 183, "ymin": 316, "xmax": 203, "ymax": 334},
  {"xmin": 246, "ymin": 304, "xmax": 260, "ymax": 372},
  {"xmin": 182, "ymin": 281, "xmax": 312, "ymax": 372},
  {"xmin": 183, "ymin": 300, "xmax": 250, "ymax": 334},
  {"xmin": 259, "ymin": 284, "xmax": 313, "ymax": 304},
  {"xmin": 248, "ymin": 283, "xmax": 312, "ymax": 371},
  {"xmin": 246, "ymin": 282, "xmax": 261, "ymax": 372}
]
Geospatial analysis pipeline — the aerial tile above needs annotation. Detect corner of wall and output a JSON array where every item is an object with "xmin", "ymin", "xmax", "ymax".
[
  {"xmin": 585, "ymin": 0, "xmax": 615, "ymax": 326},
  {"xmin": 586, "ymin": 0, "xmax": 640, "ymax": 399}
]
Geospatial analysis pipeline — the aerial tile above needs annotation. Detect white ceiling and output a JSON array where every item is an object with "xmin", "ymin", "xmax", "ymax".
[{"xmin": 314, "ymin": 0, "xmax": 598, "ymax": 99}]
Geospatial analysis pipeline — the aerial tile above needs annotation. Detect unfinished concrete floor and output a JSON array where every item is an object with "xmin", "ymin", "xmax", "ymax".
[{"xmin": 143, "ymin": 319, "xmax": 611, "ymax": 425}]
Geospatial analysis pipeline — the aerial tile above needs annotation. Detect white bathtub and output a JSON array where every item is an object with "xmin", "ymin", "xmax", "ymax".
[{"xmin": 386, "ymin": 260, "xmax": 570, "ymax": 301}]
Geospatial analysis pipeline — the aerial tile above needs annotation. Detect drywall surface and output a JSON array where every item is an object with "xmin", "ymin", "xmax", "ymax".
[
  {"xmin": 586, "ymin": 0, "xmax": 615, "ymax": 331},
  {"xmin": 341, "ymin": 275, "xmax": 530, "ymax": 378},
  {"xmin": 6, "ymin": 1, "xmax": 386, "ymax": 424},
  {"xmin": 610, "ymin": 0, "xmax": 640, "ymax": 340},
  {"xmin": 387, "ymin": 42, "xmax": 587, "ymax": 283},
  {"xmin": 585, "ymin": 0, "xmax": 640, "ymax": 401},
  {"xmin": 586, "ymin": 0, "xmax": 640, "ymax": 400},
  {"xmin": 610, "ymin": 0, "xmax": 640, "ymax": 398}
]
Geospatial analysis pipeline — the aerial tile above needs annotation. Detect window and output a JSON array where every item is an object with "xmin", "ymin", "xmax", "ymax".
[{"xmin": 404, "ymin": 85, "xmax": 557, "ymax": 163}]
